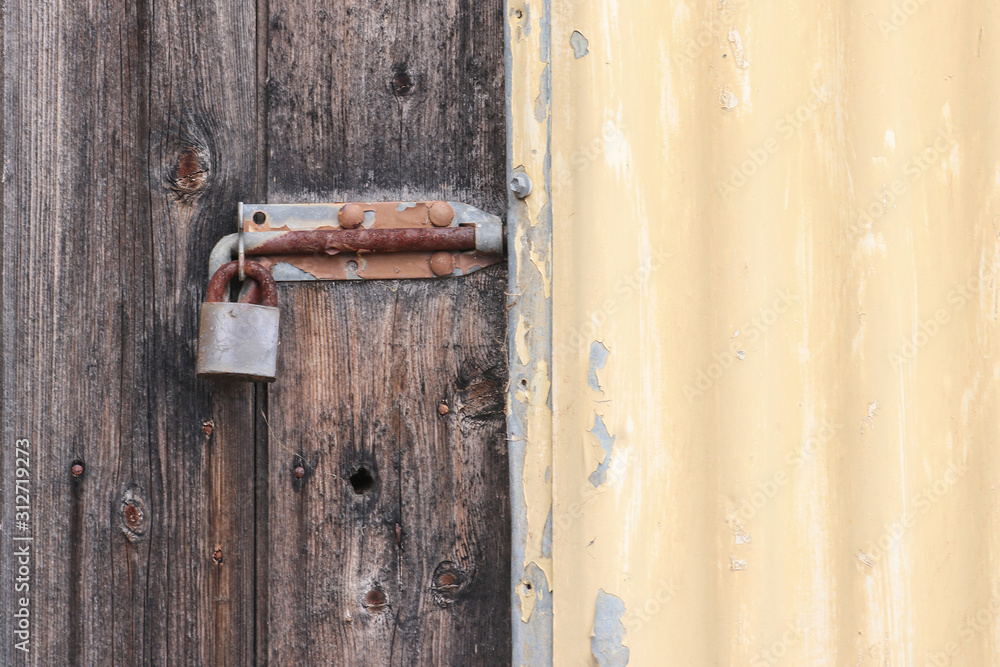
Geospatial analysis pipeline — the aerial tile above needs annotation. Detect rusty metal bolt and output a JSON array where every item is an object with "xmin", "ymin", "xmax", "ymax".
[
  {"xmin": 293, "ymin": 466, "xmax": 306, "ymax": 479},
  {"xmin": 71, "ymin": 463, "xmax": 84, "ymax": 477},
  {"xmin": 428, "ymin": 202, "xmax": 455, "ymax": 227},
  {"xmin": 437, "ymin": 403, "xmax": 450, "ymax": 415},
  {"xmin": 338, "ymin": 203, "xmax": 365, "ymax": 229},
  {"xmin": 212, "ymin": 546, "xmax": 224, "ymax": 564},
  {"xmin": 510, "ymin": 173, "xmax": 533, "ymax": 199},
  {"xmin": 429, "ymin": 251, "xmax": 456, "ymax": 277}
]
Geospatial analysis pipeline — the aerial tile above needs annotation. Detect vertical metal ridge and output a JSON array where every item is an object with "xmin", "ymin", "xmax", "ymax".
[
  {"xmin": 506, "ymin": 0, "xmax": 554, "ymax": 663},
  {"xmin": 516, "ymin": 0, "xmax": 1000, "ymax": 663}
]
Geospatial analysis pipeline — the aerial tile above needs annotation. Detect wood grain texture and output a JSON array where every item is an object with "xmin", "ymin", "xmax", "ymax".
[
  {"xmin": 261, "ymin": 0, "xmax": 510, "ymax": 663},
  {"xmin": 0, "ymin": 0, "xmax": 507, "ymax": 663},
  {"xmin": 0, "ymin": 0, "xmax": 258, "ymax": 664}
]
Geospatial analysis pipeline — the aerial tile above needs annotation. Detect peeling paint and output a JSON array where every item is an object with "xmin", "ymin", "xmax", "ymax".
[
  {"xmin": 518, "ymin": 0, "xmax": 1000, "ymax": 663},
  {"xmin": 570, "ymin": 30, "xmax": 590, "ymax": 58},
  {"xmin": 517, "ymin": 579, "xmax": 538, "ymax": 622},
  {"xmin": 587, "ymin": 340, "xmax": 609, "ymax": 391},
  {"xmin": 587, "ymin": 413, "xmax": 616, "ymax": 488},
  {"xmin": 727, "ymin": 28, "xmax": 750, "ymax": 69},
  {"xmin": 591, "ymin": 590, "xmax": 629, "ymax": 666},
  {"xmin": 507, "ymin": 1, "xmax": 554, "ymax": 662},
  {"xmin": 516, "ymin": 315, "xmax": 530, "ymax": 365}
]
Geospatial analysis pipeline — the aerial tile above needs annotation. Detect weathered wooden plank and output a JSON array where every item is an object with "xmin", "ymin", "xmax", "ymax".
[
  {"xmin": 1, "ymin": 2, "xmax": 152, "ymax": 663},
  {"xmin": 261, "ymin": 0, "xmax": 510, "ymax": 663},
  {"xmin": 147, "ymin": 1, "xmax": 259, "ymax": 663},
  {"xmin": 0, "ymin": 0, "xmax": 259, "ymax": 664}
]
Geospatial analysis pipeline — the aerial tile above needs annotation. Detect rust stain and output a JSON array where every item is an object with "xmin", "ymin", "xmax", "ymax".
[
  {"xmin": 168, "ymin": 146, "xmax": 208, "ymax": 200},
  {"xmin": 123, "ymin": 503, "xmax": 141, "ymax": 527},
  {"xmin": 206, "ymin": 261, "xmax": 277, "ymax": 307},
  {"xmin": 246, "ymin": 201, "xmax": 451, "ymax": 232}
]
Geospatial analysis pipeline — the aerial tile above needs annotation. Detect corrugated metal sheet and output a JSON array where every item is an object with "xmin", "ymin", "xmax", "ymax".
[{"xmin": 509, "ymin": 0, "xmax": 1000, "ymax": 664}]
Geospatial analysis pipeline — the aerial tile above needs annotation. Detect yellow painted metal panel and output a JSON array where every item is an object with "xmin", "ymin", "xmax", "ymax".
[{"xmin": 510, "ymin": 0, "xmax": 1000, "ymax": 664}]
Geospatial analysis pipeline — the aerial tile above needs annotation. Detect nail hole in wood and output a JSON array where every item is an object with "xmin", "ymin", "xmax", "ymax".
[
  {"xmin": 349, "ymin": 467, "xmax": 375, "ymax": 494},
  {"xmin": 391, "ymin": 63, "xmax": 413, "ymax": 96}
]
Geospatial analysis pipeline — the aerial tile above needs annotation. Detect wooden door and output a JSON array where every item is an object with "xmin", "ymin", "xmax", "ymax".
[{"xmin": 0, "ymin": 1, "xmax": 509, "ymax": 664}]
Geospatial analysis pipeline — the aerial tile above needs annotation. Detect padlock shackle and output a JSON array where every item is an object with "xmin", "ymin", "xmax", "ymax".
[{"xmin": 206, "ymin": 261, "xmax": 278, "ymax": 307}]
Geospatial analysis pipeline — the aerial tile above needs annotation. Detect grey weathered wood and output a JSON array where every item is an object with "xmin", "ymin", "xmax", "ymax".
[
  {"xmin": 1, "ymin": 0, "xmax": 258, "ymax": 664},
  {"xmin": 1, "ymin": 0, "xmax": 507, "ymax": 663},
  {"xmin": 261, "ymin": 0, "xmax": 510, "ymax": 664},
  {"xmin": 147, "ymin": 1, "xmax": 259, "ymax": 662}
]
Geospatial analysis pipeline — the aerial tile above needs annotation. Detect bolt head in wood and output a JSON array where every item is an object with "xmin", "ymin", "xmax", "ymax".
[
  {"xmin": 428, "ymin": 202, "xmax": 455, "ymax": 227},
  {"xmin": 429, "ymin": 252, "xmax": 456, "ymax": 277},
  {"xmin": 338, "ymin": 203, "xmax": 365, "ymax": 229}
]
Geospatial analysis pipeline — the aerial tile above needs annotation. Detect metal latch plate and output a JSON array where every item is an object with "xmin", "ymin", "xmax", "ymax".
[{"xmin": 233, "ymin": 201, "xmax": 503, "ymax": 281}]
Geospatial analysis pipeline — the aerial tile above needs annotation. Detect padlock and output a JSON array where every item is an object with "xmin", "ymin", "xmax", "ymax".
[{"xmin": 196, "ymin": 260, "xmax": 280, "ymax": 382}]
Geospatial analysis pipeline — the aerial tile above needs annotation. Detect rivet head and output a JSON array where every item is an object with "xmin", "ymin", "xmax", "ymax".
[
  {"xmin": 293, "ymin": 466, "xmax": 306, "ymax": 479},
  {"xmin": 71, "ymin": 463, "xmax": 84, "ymax": 477},
  {"xmin": 428, "ymin": 202, "xmax": 455, "ymax": 227},
  {"xmin": 510, "ymin": 173, "xmax": 533, "ymax": 199},
  {"xmin": 429, "ymin": 251, "xmax": 456, "ymax": 277},
  {"xmin": 338, "ymin": 203, "xmax": 365, "ymax": 229}
]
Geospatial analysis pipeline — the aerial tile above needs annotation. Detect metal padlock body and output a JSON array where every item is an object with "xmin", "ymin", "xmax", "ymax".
[{"xmin": 196, "ymin": 261, "xmax": 280, "ymax": 382}]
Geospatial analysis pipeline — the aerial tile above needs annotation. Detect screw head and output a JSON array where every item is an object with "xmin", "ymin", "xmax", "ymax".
[
  {"xmin": 338, "ymin": 203, "xmax": 365, "ymax": 229},
  {"xmin": 293, "ymin": 466, "xmax": 306, "ymax": 479},
  {"xmin": 510, "ymin": 173, "xmax": 533, "ymax": 199}
]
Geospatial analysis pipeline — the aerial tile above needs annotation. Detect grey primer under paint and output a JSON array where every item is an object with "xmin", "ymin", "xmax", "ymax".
[
  {"xmin": 570, "ymin": 30, "xmax": 590, "ymax": 58},
  {"xmin": 506, "ymin": 0, "xmax": 555, "ymax": 663},
  {"xmin": 592, "ymin": 589, "xmax": 630, "ymax": 666},
  {"xmin": 588, "ymin": 340, "xmax": 609, "ymax": 391},
  {"xmin": 587, "ymin": 414, "xmax": 616, "ymax": 487}
]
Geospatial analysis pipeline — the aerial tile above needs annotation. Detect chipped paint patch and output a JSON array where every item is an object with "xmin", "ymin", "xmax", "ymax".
[
  {"xmin": 517, "ymin": 579, "xmax": 538, "ymax": 622},
  {"xmin": 588, "ymin": 413, "xmax": 617, "ymax": 487},
  {"xmin": 571, "ymin": 30, "xmax": 590, "ymax": 58},
  {"xmin": 720, "ymin": 87, "xmax": 739, "ymax": 111},
  {"xmin": 529, "ymin": 247, "xmax": 552, "ymax": 297},
  {"xmin": 727, "ymin": 29, "xmax": 750, "ymax": 69},
  {"xmin": 516, "ymin": 315, "xmax": 531, "ymax": 365},
  {"xmin": 588, "ymin": 340, "xmax": 610, "ymax": 391},
  {"xmin": 592, "ymin": 589, "xmax": 630, "ymax": 666}
]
